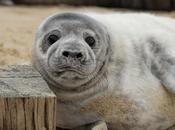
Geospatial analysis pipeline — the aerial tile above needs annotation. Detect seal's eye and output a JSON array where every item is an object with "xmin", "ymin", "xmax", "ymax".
[
  {"xmin": 85, "ymin": 36, "xmax": 95, "ymax": 47},
  {"xmin": 41, "ymin": 30, "xmax": 61, "ymax": 53},
  {"xmin": 48, "ymin": 34, "xmax": 59, "ymax": 44}
]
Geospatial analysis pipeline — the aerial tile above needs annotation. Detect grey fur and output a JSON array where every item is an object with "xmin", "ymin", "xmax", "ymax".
[{"xmin": 144, "ymin": 37, "xmax": 175, "ymax": 94}]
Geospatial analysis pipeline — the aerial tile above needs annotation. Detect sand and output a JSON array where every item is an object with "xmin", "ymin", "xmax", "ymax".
[{"xmin": 0, "ymin": 5, "xmax": 175, "ymax": 66}]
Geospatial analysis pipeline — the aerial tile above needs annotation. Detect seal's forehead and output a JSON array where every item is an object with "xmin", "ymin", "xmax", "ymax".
[
  {"xmin": 39, "ymin": 13, "xmax": 94, "ymax": 31},
  {"xmin": 42, "ymin": 19, "xmax": 89, "ymax": 33},
  {"xmin": 44, "ymin": 13, "xmax": 96, "ymax": 25},
  {"xmin": 37, "ymin": 13, "xmax": 106, "ymax": 37}
]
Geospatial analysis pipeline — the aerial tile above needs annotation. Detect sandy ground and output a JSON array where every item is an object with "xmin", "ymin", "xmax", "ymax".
[{"xmin": 1, "ymin": 5, "xmax": 175, "ymax": 66}]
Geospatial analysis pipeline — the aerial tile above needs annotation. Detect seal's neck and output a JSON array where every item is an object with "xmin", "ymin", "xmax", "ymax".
[{"xmin": 48, "ymin": 71, "xmax": 108, "ymax": 103}]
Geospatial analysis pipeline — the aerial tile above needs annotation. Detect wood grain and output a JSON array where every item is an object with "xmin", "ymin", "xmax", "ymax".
[{"xmin": 0, "ymin": 65, "xmax": 56, "ymax": 130}]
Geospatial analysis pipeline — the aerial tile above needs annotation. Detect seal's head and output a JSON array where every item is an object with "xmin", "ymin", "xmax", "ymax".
[{"xmin": 33, "ymin": 13, "xmax": 110, "ymax": 89}]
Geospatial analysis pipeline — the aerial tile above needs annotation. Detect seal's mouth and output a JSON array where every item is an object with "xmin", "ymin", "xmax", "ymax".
[
  {"xmin": 52, "ymin": 66, "xmax": 87, "ymax": 77},
  {"xmin": 52, "ymin": 70, "xmax": 87, "ymax": 81}
]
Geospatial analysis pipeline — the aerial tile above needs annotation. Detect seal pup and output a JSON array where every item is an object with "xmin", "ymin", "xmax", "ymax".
[{"xmin": 33, "ymin": 12, "xmax": 175, "ymax": 130}]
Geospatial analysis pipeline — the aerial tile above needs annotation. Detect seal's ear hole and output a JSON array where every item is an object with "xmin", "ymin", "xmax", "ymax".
[
  {"xmin": 41, "ymin": 30, "xmax": 61, "ymax": 53},
  {"xmin": 85, "ymin": 36, "xmax": 96, "ymax": 48}
]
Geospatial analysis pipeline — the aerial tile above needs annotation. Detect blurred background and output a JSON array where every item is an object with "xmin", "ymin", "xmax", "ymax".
[{"xmin": 0, "ymin": 0, "xmax": 175, "ymax": 66}]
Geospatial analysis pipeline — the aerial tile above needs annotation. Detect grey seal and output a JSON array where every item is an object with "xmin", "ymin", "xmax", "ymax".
[{"xmin": 33, "ymin": 12, "xmax": 175, "ymax": 130}]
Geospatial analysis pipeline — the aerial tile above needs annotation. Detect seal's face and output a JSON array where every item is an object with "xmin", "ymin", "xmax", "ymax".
[{"xmin": 34, "ymin": 13, "xmax": 109, "ymax": 89}]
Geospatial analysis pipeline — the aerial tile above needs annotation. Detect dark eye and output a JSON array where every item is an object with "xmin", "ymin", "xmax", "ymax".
[
  {"xmin": 85, "ymin": 36, "xmax": 95, "ymax": 47},
  {"xmin": 48, "ymin": 34, "xmax": 59, "ymax": 44}
]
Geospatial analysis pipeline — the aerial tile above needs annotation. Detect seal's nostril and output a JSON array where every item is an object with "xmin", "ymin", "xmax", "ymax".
[
  {"xmin": 76, "ymin": 53, "xmax": 83, "ymax": 58},
  {"xmin": 62, "ymin": 51, "xmax": 69, "ymax": 57},
  {"xmin": 62, "ymin": 50, "xmax": 84, "ymax": 59}
]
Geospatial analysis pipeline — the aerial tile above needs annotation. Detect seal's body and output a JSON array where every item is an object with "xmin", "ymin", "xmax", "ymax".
[{"xmin": 33, "ymin": 13, "xmax": 175, "ymax": 130}]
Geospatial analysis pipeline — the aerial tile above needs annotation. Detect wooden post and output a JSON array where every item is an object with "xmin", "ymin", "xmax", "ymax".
[{"xmin": 0, "ymin": 65, "xmax": 56, "ymax": 130}]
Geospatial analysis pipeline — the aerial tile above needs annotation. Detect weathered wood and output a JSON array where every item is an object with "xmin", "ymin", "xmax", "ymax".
[
  {"xmin": 12, "ymin": 0, "xmax": 174, "ymax": 10},
  {"xmin": 0, "ymin": 65, "xmax": 56, "ymax": 130}
]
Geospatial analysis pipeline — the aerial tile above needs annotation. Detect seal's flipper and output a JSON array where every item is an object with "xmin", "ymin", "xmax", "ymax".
[
  {"xmin": 144, "ymin": 37, "xmax": 175, "ymax": 95},
  {"xmin": 72, "ymin": 121, "xmax": 108, "ymax": 130}
]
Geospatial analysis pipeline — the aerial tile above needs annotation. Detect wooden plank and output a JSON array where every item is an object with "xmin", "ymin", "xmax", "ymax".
[
  {"xmin": 12, "ymin": 0, "xmax": 174, "ymax": 10},
  {"xmin": 0, "ymin": 65, "xmax": 56, "ymax": 130}
]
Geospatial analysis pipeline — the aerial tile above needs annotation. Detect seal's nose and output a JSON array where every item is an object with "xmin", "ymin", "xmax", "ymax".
[{"xmin": 62, "ymin": 50, "xmax": 84, "ymax": 60}]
